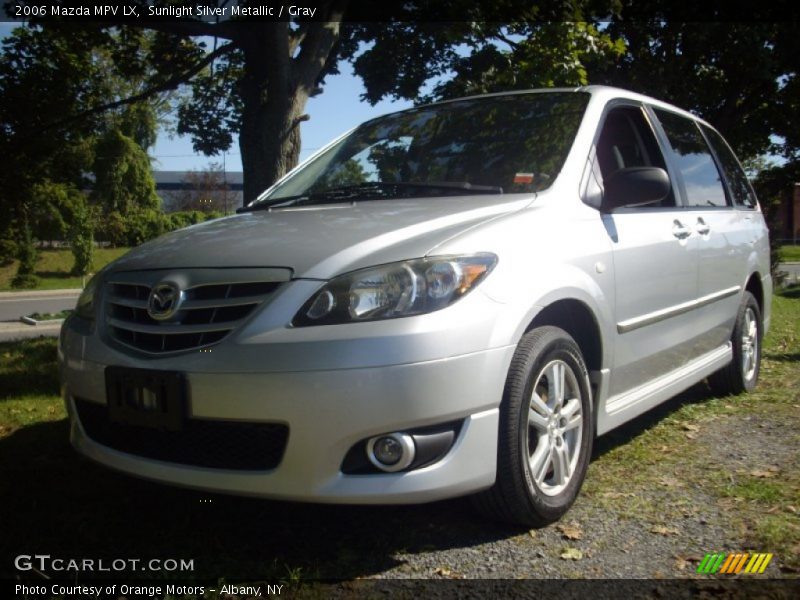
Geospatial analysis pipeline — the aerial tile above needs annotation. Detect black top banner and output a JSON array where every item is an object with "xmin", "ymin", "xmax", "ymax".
[{"xmin": 3, "ymin": 0, "xmax": 800, "ymax": 24}]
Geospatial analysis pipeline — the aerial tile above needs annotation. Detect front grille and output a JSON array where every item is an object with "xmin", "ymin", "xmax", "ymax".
[
  {"xmin": 75, "ymin": 398, "xmax": 289, "ymax": 471},
  {"xmin": 106, "ymin": 278, "xmax": 281, "ymax": 353}
]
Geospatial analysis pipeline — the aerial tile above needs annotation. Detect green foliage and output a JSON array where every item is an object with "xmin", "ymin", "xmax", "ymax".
[
  {"xmin": 91, "ymin": 129, "xmax": 160, "ymax": 214},
  {"xmin": 163, "ymin": 210, "xmax": 223, "ymax": 233},
  {"xmin": 29, "ymin": 181, "xmax": 87, "ymax": 242},
  {"xmin": 0, "ymin": 238, "xmax": 17, "ymax": 267},
  {"xmin": 585, "ymin": 15, "xmax": 799, "ymax": 163},
  {"xmin": 11, "ymin": 221, "xmax": 38, "ymax": 289},
  {"xmin": 68, "ymin": 202, "xmax": 94, "ymax": 277},
  {"xmin": 95, "ymin": 211, "xmax": 128, "ymax": 247},
  {"xmin": 119, "ymin": 208, "xmax": 164, "ymax": 247},
  {"xmin": 0, "ymin": 24, "xmax": 179, "ymax": 252},
  {"xmin": 417, "ymin": 22, "xmax": 625, "ymax": 102},
  {"xmin": 117, "ymin": 103, "xmax": 158, "ymax": 151}
]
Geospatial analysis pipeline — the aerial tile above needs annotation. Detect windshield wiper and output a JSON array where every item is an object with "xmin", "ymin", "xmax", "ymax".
[{"xmin": 238, "ymin": 181, "xmax": 503, "ymax": 212}]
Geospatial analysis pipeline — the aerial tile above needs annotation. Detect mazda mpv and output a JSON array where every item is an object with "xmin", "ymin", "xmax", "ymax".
[{"xmin": 60, "ymin": 86, "xmax": 771, "ymax": 524}]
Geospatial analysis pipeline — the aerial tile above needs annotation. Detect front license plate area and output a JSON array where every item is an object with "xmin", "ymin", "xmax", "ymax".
[{"xmin": 106, "ymin": 367, "xmax": 186, "ymax": 431}]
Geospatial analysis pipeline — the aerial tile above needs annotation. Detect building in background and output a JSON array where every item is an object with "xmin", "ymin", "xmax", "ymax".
[
  {"xmin": 154, "ymin": 168, "xmax": 243, "ymax": 214},
  {"xmin": 772, "ymin": 183, "xmax": 800, "ymax": 244}
]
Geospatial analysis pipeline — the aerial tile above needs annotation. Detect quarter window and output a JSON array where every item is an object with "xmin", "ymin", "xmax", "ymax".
[
  {"xmin": 654, "ymin": 110, "xmax": 729, "ymax": 208},
  {"xmin": 701, "ymin": 126, "xmax": 757, "ymax": 208}
]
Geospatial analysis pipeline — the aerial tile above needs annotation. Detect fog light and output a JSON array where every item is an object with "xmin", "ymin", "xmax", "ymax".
[{"xmin": 366, "ymin": 433, "xmax": 415, "ymax": 472}]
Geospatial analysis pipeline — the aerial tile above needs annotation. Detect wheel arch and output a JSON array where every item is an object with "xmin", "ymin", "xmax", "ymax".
[
  {"xmin": 523, "ymin": 298, "xmax": 604, "ymax": 377},
  {"xmin": 744, "ymin": 271, "xmax": 764, "ymax": 315}
]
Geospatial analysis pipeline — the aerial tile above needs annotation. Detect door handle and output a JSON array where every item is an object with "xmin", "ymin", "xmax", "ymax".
[
  {"xmin": 696, "ymin": 217, "xmax": 711, "ymax": 235},
  {"xmin": 672, "ymin": 220, "xmax": 692, "ymax": 239}
]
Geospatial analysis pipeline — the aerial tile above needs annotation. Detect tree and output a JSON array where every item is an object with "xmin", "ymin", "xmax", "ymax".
[
  {"xmin": 91, "ymin": 128, "xmax": 160, "ymax": 214},
  {"xmin": 0, "ymin": 22, "xmax": 186, "ymax": 284},
  {"xmin": 8, "ymin": 1, "xmax": 625, "ymax": 206},
  {"xmin": 0, "ymin": 25, "xmax": 109, "ymax": 284},
  {"xmin": 584, "ymin": 10, "xmax": 800, "ymax": 163},
  {"xmin": 30, "ymin": 181, "xmax": 94, "ymax": 275}
]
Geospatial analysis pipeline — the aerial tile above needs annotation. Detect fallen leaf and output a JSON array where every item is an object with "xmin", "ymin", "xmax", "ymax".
[
  {"xmin": 658, "ymin": 476, "xmax": 682, "ymax": 487},
  {"xmin": 682, "ymin": 423, "xmax": 700, "ymax": 432},
  {"xmin": 751, "ymin": 469, "xmax": 777, "ymax": 478},
  {"xmin": 528, "ymin": 530, "xmax": 537, "ymax": 539},
  {"xmin": 557, "ymin": 521, "xmax": 583, "ymax": 540},
  {"xmin": 560, "ymin": 548, "xmax": 583, "ymax": 560},
  {"xmin": 685, "ymin": 432, "xmax": 698, "ymax": 440},
  {"xmin": 787, "ymin": 505, "xmax": 797, "ymax": 514},
  {"xmin": 602, "ymin": 491, "xmax": 636, "ymax": 499},
  {"xmin": 650, "ymin": 525, "xmax": 680, "ymax": 536},
  {"xmin": 434, "ymin": 567, "xmax": 451, "ymax": 577}
]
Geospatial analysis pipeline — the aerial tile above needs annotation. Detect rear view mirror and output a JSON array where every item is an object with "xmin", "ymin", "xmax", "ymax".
[{"xmin": 602, "ymin": 167, "xmax": 671, "ymax": 212}]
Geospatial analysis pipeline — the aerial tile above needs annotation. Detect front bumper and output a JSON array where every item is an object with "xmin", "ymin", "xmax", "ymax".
[{"xmin": 61, "ymin": 328, "xmax": 513, "ymax": 503}]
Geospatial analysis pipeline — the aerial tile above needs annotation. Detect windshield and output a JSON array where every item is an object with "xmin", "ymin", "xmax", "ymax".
[{"xmin": 248, "ymin": 91, "xmax": 589, "ymax": 209}]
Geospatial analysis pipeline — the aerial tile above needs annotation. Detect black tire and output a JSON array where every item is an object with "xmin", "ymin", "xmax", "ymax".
[
  {"xmin": 708, "ymin": 291, "xmax": 762, "ymax": 396},
  {"xmin": 472, "ymin": 326, "xmax": 593, "ymax": 526}
]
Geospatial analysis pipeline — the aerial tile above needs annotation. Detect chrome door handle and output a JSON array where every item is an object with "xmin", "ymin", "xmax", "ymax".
[
  {"xmin": 672, "ymin": 220, "xmax": 692, "ymax": 239},
  {"xmin": 696, "ymin": 218, "xmax": 711, "ymax": 235}
]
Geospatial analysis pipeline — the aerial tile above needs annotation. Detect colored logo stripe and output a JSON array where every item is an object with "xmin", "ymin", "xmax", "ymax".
[{"xmin": 697, "ymin": 553, "xmax": 773, "ymax": 574}]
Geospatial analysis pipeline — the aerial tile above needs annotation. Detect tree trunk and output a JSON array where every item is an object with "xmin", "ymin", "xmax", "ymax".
[
  {"xmin": 239, "ymin": 95, "xmax": 306, "ymax": 206},
  {"xmin": 238, "ymin": 25, "xmax": 309, "ymax": 206},
  {"xmin": 237, "ymin": 17, "xmax": 343, "ymax": 207}
]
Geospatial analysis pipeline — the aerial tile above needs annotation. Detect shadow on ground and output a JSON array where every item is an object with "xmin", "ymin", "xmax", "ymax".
[
  {"xmin": 0, "ymin": 378, "xmax": 725, "ymax": 581},
  {"xmin": 0, "ymin": 337, "xmax": 59, "ymax": 399}
]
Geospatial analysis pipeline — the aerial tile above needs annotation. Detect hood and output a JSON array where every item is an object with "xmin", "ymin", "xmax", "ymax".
[{"xmin": 110, "ymin": 194, "xmax": 533, "ymax": 279}]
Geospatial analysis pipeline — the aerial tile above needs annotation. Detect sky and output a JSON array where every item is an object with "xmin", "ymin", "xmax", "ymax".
[
  {"xmin": 151, "ymin": 58, "xmax": 414, "ymax": 173},
  {"xmin": 0, "ymin": 22, "xmax": 414, "ymax": 174}
]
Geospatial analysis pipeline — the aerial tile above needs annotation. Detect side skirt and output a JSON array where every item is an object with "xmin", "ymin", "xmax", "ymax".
[{"xmin": 595, "ymin": 343, "xmax": 732, "ymax": 436}]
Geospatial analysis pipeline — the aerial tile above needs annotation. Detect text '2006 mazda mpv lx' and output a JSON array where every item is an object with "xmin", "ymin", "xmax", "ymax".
[{"xmin": 60, "ymin": 86, "xmax": 771, "ymax": 525}]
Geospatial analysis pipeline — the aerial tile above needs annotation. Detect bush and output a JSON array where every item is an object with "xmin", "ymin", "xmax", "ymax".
[
  {"xmin": 163, "ymin": 210, "xmax": 225, "ymax": 233},
  {"xmin": 11, "ymin": 225, "xmax": 39, "ymax": 289},
  {"xmin": 124, "ymin": 208, "xmax": 165, "ymax": 246},
  {"xmin": 0, "ymin": 238, "xmax": 16, "ymax": 267},
  {"xmin": 96, "ymin": 211, "xmax": 128, "ymax": 247},
  {"xmin": 69, "ymin": 204, "xmax": 94, "ymax": 276}
]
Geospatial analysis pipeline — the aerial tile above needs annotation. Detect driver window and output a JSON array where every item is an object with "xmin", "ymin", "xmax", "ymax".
[{"xmin": 596, "ymin": 106, "xmax": 674, "ymax": 207}]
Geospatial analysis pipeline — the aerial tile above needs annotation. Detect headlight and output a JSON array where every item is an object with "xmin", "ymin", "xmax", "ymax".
[
  {"xmin": 292, "ymin": 254, "xmax": 497, "ymax": 326},
  {"xmin": 75, "ymin": 272, "xmax": 101, "ymax": 321}
]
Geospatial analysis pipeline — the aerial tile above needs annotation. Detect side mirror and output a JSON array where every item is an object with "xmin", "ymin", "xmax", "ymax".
[{"xmin": 602, "ymin": 167, "xmax": 671, "ymax": 212}]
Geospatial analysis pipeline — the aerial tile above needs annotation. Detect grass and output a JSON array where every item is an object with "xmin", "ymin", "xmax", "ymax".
[
  {"xmin": 0, "ymin": 289, "xmax": 798, "ymax": 581},
  {"xmin": 779, "ymin": 244, "xmax": 800, "ymax": 263},
  {"xmin": 0, "ymin": 247, "xmax": 130, "ymax": 290},
  {"xmin": 584, "ymin": 288, "xmax": 800, "ymax": 569}
]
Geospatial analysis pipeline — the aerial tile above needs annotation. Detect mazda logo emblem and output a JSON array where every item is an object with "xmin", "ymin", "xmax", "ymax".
[{"xmin": 147, "ymin": 282, "xmax": 184, "ymax": 321}]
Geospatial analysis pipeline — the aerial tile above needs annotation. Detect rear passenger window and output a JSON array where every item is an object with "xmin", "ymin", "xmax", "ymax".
[
  {"xmin": 701, "ymin": 126, "xmax": 757, "ymax": 209},
  {"xmin": 596, "ymin": 106, "xmax": 674, "ymax": 207},
  {"xmin": 654, "ymin": 110, "xmax": 729, "ymax": 208}
]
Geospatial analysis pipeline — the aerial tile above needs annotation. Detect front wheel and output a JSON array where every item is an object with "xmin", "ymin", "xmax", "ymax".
[
  {"xmin": 472, "ymin": 326, "xmax": 593, "ymax": 526},
  {"xmin": 708, "ymin": 291, "xmax": 762, "ymax": 395}
]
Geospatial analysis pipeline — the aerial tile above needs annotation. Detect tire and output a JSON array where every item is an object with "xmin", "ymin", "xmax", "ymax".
[
  {"xmin": 708, "ymin": 291, "xmax": 762, "ymax": 396},
  {"xmin": 472, "ymin": 326, "xmax": 593, "ymax": 526}
]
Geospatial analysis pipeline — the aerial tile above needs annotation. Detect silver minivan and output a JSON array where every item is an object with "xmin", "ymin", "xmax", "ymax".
[{"xmin": 60, "ymin": 86, "xmax": 771, "ymax": 525}]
